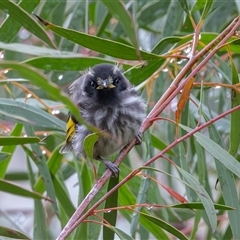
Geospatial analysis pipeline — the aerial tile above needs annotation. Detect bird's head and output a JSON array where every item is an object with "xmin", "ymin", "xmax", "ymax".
[{"xmin": 83, "ymin": 64, "xmax": 130, "ymax": 105}]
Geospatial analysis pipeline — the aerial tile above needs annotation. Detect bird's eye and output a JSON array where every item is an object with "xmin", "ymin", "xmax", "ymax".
[
  {"xmin": 114, "ymin": 78, "xmax": 119, "ymax": 85},
  {"xmin": 91, "ymin": 81, "xmax": 96, "ymax": 89}
]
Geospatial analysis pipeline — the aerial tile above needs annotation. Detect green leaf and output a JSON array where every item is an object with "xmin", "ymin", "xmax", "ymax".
[
  {"xmin": 181, "ymin": 125, "xmax": 240, "ymax": 178},
  {"xmin": 0, "ymin": 98, "xmax": 65, "ymax": 130},
  {"xmin": 118, "ymin": 166, "xmax": 169, "ymax": 239},
  {"xmin": 27, "ymin": 156, "xmax": 48, "ymax": 240},
  {"xmin": 137, "ymin": 1, "xmax": 170, "ymax": 27},
  {"xmin": 34, "ymin": 15, "xmax": 160, "ymax": 60},
  {"xmin": 0, "ymin": 0, "xmax": 56, "ymax": 48},
  {"xmin": 229, "ymin": 59, "xmax": 240, "ymax": 156},
  {"xmin": 0, "ymin": 225, "xmax": 29, "ymax": 239},
  {"xmin": 0, "ymin": 136, "xmax": 40, "ymax": 146},
  {"xmin": 204, "ymin": 115, "xmax": 240, "ymax": 240},
  {"xmin": 139, "ymin": 212, "xmax": 188, "ymax": 240},
  {"xmin": 52, "ymin": 175, "xmax": 76, "ymax": 218},
  {"xmin": 24, "ymin": 56, "xmax": 118, "ymax": 71},
  {"xmin": 0, "ymin": 124, "xmax": 23, "ymax": 178},
  {"xmin": 171, "ymin": 202, "xmax": 234, "ymax": 211},
  {"xmin": 177, "ymin": 167, "xmax": 217, "ymax": 232},
  {"xmin": 108, "ymin": 227, "xmax": 134, "ymax": 240},
  {"xmin": 151, "ymin": 134, "xmax": 175, "ymax": 155},
  {"xmin": 83, "ymin": 132, "xmax": 100, "ymax": 161},
  {"xmin": 0, "ymin": 42, "xmax": 78, "ymax": 56},
  {"xmin": 199, "ymin": 132, "xmax": 240, "ymax": 177},
  {"xmin": 0, "ymin": 109, "xmax": 35, "ymax": 125},
  {"xmin": 25, "ymin": 125, "xmax": 59, "ymax": 216},
  {"xmin": 34, "ymin": 144, "xmax": 63, "ymax": 193},
  {"xmin": 125, "ymin": 58, "xmax": 165, "ymax": 85},
  {"xmin": 0, "ymin": 179, "xmax": 52, "ymax": 201},
  {"xmin": 103, "ymin": 176, "xmax": 119, "ymax": 240},
  {"xmin": 16, "ymin": 98, "xmax": 67, "ymax": 114},
  {"xmin": 96, "ymin": 11, "xmax": 112, "ymax": 36},
  {"xmin": 177, "ymin": 0, "xmax": 190, "ymax": 15},
  {"xmin": 0, "ymin": 0, "xmax": 39, "ymax": 43},
  {"xmin": 201, "ymin": 0, "xmax": 216, "ymax": 20},
  {"xmin": 161, "ymin": 1, "xmax": 184, "ymax": 38},
  {"xmin": 0, "ymin": 152, "xmax": 10, "ymax": 161},
  {"xmin": 101, "ymin": 0, "xmax": 140, "ymax": 58}
]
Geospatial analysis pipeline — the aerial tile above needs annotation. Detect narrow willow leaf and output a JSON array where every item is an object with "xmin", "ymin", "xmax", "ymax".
[
  {"xmin": 177, "ymin": 0, "xmax": 190, "ymax": 15},
  {"xmin": 26, "ymin": 156, "xmax": 48, "ymax": 240},
  {"xmin": 108, "ymin": 226, "xmax": 134, "ymax": 240},
  {"xmin": 96, "ymin": 11, "xmax": 112, "ymax": 36},
  {"xmin": 33, "ymin": 14, "xmax": 160, "ymax": 61},
  {"xmin": 0, "ymin": 98, "xmax": 65, "ymax": 130},
  {"xmin": 150, "ymin": 134, "xmax": 175, "ymax": 155},
  {"xmin": 0, "ymin": 179, "xmax": 52, "ymax": 201},
  {"xmin": 25, "ymin": 126, "xmax": 59, "ymax": 216},
  {"xmin": 0, "ymin": 124, "xmax": 23, "ymax": 178},
  {"xmin": 196, "ymin": 132, "xmax": 240, "ymax": 177},
  {"xmin": 101, "ymin": 0, "xmax": 140, "ymax": 58},
  {"xmin": 193, "ymin": 0, "xmax": 216, "ymax": 20},
  {"xmin": 171, "ymin": 202, "xmax": 234, "ymax": 210},
  {"xmin": 180, "ymin": 125, "xmax": 240, "ymax": 178},
  {"xmin": 205, "ymin": 117, "xmax": 240, "ymax": 239},
  {"xmin": 152, "ymin": 36, "xmax": 183, "ymax": 54},
  {"xmin": 24, "ymin": 56, "xmax": 117, "ymax": 71},
  {"xmin": 229, "ymin": 59, "xmax": 240, "ymax": 156},
  {"xmin": 0, "ymin": 108, "xmax": 34, "ymax": 125},
  {"xmin": 177, "ymin": 168, "xmax": 217, "ymax": 232},
  {"xmin": 0, "ymin": 136, "xmax": 39, "ymax": 146},
  {"xmin": 52, "ymin": 175, "xmax": 76, "ymax": 218},
  {"xmin": 0, "ymin": 42, "xmax": 77, "ymax": 56},
  {"xmin": 125, "ymin": 58, "xmax": 165, "ymax": 85},
  {"xmin": 0, "ymin": 225, "xmax": 29, "ymax": 239},
  {"xmin": 103, "ymin": 176, "xmax": 119, "ymax": 240},
  {"xmin": 161, "ymin": 0, "xmax": 184, "ymax": 39},
  {"xmin": 181, "ymin": 124, "xmax": 240, "ymax": 235},
  {"xmin": 140, "ymin": 212, "xmax": 188, "ymax": 240},
  {"xmin": 34, "ymin": 144, "xmax": 63, "ymax": 193}
]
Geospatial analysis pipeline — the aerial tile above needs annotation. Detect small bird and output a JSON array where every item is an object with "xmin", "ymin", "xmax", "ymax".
[{"xmin": 60, "ymin": 63, "xmax": 146, "ymax": 177}]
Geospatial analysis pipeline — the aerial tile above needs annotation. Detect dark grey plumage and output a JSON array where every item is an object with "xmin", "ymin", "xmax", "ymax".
[{"xmin": 60, "ymin": 63, "xmax": 146, "ymax": 176}]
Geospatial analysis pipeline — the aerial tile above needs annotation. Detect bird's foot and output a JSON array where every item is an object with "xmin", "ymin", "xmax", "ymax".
[{"xmin": 97, "ymin": 157, "xmax": 119, "ymax": 178}]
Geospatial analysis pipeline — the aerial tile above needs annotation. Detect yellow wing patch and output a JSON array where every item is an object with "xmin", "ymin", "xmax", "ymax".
[
  {"xmin": 59, "ymin": 114, "xmax": 77, "ymax": 154},
  {"xmin": 66, "ymin": 115, "xmax": 76, "ymax": 142}
]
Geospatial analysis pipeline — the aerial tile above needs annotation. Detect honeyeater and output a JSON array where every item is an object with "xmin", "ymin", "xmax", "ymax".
[{"xmin": 59, "ymin": 63, "xmax": 146, "ymax": 177}]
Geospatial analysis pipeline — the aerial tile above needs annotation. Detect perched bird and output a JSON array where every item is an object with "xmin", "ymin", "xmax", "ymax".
[{"xmin": 60, "ymin": 63, "xmax": 146, "ymax": 177}]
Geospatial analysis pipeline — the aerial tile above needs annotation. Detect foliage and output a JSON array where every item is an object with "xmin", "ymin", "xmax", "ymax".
[{"xmin": 0, "ymin": 0, "xmax": 240, "ymax": 239}]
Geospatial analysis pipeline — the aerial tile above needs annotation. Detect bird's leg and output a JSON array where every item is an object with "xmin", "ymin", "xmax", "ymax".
[
  {"xmin": 96, "ymin": 156, "xmax": 119, "ymax": 178},
  {"xmin": 135, "ymin": 132, "xmax": 142, "ymax": 145}
]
